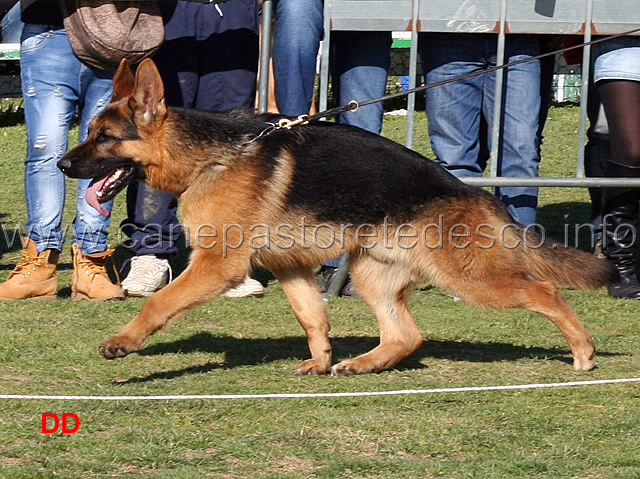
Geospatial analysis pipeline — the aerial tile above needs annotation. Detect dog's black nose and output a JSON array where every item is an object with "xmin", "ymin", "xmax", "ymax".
[{"xmin": 57, "ymin": 158, "xmax": 71, "ymax": 172}]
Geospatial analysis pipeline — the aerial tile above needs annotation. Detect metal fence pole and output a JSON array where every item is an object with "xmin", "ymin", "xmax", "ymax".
[
  {"xmin": 488, "ymin": 0, "xmax": 508, "ymax": 184},
  {"xmin": 405, "ymin": 0, "xmax": 421, "ymax": 148},
  {"xmin": 257, "ymin": 0, "xmax": 274, "ymax": 114},
  {"xmin": 575, "ymin": 0, "xmax": 594, "ymax": 178},
  {"xmin": 319, "ymin": 0, "xmax": 333, "ymax": 115}
]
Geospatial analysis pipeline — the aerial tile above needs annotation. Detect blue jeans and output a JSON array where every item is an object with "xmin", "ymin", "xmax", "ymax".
[
  {"xmin": 272, "ymin": 0, "xmax": 390, "ymax": 134},
  {"xmin": 592, "ymin": 37, "xmax": 640, "ymax": 83},
  {"xmin": 331, "ymin": 30, "xmax": 391, "ymax": 134},
  {"xmin": 20, "ymin": 24, "xmax": 114, "ymax": 254},
  {"xmin": 1, "ymin": 2, "xmax": 23, "ymax": 43},
  {"xmin": 419, "ymin": 33, "xmax": 541, "ymax": 227},
  {"xmin": 272, "ymin": 0, "xmax": 323, "ymax": 117}
]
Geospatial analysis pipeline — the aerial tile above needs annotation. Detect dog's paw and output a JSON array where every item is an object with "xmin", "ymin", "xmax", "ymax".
[
  {"xmin": 330, "ymin": 363, "xmax": 357, "ymax": 376},
  {"xmin": 330, "ymin": 359, "xmax": 375, "ymax": 376},
  {"xmin": 294, "ymin": 359, "xmax": 330, "ymax": 376},
  {"xmin": 572, "ymin": 345, "xmax": 596, "ymax": 371},
  {"xmin": 98, "ymin": 336, "xmax": 138, "ymax": 360},
  {"xmin": 573, "ymin": 357, "xmax": 596, "ymax": 371}
]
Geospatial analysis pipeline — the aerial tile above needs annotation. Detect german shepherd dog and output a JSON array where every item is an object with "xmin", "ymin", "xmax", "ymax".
[{"xmin": 58, "ymin": 59, "xmax": 614, "ymax": 375}]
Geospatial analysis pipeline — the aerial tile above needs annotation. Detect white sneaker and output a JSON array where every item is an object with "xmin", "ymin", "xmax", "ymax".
[
  {"xmin": 121, "ymin": 255, "xmax": 171, "ymax": 297},
  {"xmin": 222, "ymin": 275, "xmax": 264, "ymax": 298}
]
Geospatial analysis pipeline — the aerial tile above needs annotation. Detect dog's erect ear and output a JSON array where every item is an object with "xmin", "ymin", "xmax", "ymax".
[
  {"xmin": 130, "ymin": 58, "xmax": 167, "ymax": 126},
  {"xmin": 112, "ymin": 59, "xmax": 135, "ymax": 102}
]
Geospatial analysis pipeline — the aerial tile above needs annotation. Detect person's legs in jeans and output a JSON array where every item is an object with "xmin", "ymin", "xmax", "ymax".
[
  {"xmin": 43, "ymin": 30, "xmax": 122, "ymax": 301},
  {"xmin": 419, "ymin": 33, "xmax": 485, "ymax": 177},
  {"xmin": 420, "ymin": 33, "xmax": 541, "ymax": 227},
  {"xmin": 0, "ymin": 25, "xmax": 73, "ymax": 300},
  {"xmin": 20, "ymin": 25, "xmax": 114, "ymax": 253},
  {"xmin": 73, "ymin": 61, "xmax": 115, "ymax": 254},
  {"xmin": 332, "ymin": 31, "xmax": 391, "ymax": 134},
  {"xmin": 272, "ymin": 0, "xmax": 323, "ymax": 116},
  {"xmin": 0, "ymin": 25, "xmax": 120, "ymax": 301},
  {"xmin": 20, "ymin": 26, "xmax": 76, "ymax": 253},
  {"xmin": 486, "ymin": 35, "xmax": 541, "ymax": 227}
]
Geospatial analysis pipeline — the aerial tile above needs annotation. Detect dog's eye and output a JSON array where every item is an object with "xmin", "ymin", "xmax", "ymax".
[{"xmin": 96, "ymin": 131, "xmax": 116, "ymax": 144}]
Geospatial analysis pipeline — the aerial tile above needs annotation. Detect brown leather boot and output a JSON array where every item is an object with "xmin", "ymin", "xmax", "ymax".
[
  {"xmin": 0, "ymin": 238, "xmax": 59, "ymax": 300},
  {"xmin": 71, "ymin": 243, "xmax": 125, "ymax": 302}
]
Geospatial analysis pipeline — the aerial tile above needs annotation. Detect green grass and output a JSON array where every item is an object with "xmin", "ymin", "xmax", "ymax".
[{"xmin": 1, "ymin": 106, "xmax": 639, "ymax": 478}]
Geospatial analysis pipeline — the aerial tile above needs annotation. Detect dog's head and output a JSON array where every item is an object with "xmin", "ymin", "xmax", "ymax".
[{"xmin": 57, "ymin": 58, "xmax": 167, "ymax": 216}]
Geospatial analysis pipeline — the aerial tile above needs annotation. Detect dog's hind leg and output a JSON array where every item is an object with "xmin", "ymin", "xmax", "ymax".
[
  {"xmin": 517, "ymin": 280, "xmax": 596, "ymax": 371},
  {"xmin": 331, "ymin": 254, "xmax": 423, "ymax": 375},
  {"xmin": 453, "ymin": 273, "xmax": 596, "ymax": 371},
  {"xmin": 98, "ymin": 252, "xmax": 249, "ymax": 360},
  {"xmin": 273, "ymin": 266, "xmax": 333, "ymax": 375}
]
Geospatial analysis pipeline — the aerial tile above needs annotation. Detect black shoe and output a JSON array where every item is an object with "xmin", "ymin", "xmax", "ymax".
[
  {"xmin": 601, "ymin": 161, "xmax": 640, "ymax": 300},
  {"xmin": 317, "ymin": 266, "xmax": 338, "ymax": 294},
  {"xmin": 317, "ymin": 266, "xmax": 360, "ymax": 300},
  {"xmin": 340, "ymin": 278, "xmax": 361, "ymax": 300},
  {"xmin": 607, "ymin": 272, "xmax": 640, "ymax": 299}
]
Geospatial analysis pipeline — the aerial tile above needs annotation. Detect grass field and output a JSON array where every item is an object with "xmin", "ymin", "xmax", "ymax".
[{"xmin": 1, "ymin": 103, "xmax": 639, "ymax": 478}]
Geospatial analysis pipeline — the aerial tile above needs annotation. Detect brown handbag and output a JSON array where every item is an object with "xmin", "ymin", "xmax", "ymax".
[{"xmin": 59, "ymin": 0, "xmax": 164, "ymax": 73}]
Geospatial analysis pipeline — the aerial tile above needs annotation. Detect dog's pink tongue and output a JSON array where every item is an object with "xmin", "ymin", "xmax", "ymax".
[{"xmin": 85, "ymin": 177, "xmax": 110, "ymax": 216}]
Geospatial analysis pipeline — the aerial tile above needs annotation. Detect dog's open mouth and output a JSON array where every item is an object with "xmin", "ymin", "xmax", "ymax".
[{"xmin": 86, "ymin": 167, "xmax": 134, "ymax": 216}]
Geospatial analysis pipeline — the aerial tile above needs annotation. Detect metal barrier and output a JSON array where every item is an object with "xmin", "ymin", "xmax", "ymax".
[
  {"xmin": 3, "ymin": 2, "xmax": 640, "ymax": 187},
  {"xmin": 311, "ymin": 0, "xmax": 640, "ymax": 187}
]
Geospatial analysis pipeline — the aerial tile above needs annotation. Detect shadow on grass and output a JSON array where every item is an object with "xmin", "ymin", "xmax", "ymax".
[
  {"xmin": 118, "ymin": 332, "xmax": 620, "ymax": 383},
  {"xmin": 536, "ymin": 201, "xmax": 597, "ymax": 251}
]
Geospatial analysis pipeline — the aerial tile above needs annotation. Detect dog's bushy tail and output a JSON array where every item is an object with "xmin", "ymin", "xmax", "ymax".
[{"xmin": 520, "ymin": 229, "xmax": 616, "ymax": 290}]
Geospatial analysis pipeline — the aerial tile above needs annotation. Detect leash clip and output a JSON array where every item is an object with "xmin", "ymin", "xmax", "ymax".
[
  {"xmin": 277, "ymin": 115, "xmax": 310, "ymax": 130},
  {"xmin": 246, "ymin": 114, "xmax": 310, "ymax": 147}
]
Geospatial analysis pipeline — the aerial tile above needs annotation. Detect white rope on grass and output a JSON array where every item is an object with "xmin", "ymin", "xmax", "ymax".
[{"xmin": 1, "ymin": 377, "xmax": 639, "ymax": 401}]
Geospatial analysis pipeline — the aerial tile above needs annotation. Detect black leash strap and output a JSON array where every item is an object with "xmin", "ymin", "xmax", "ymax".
[
  {"xmin": 307, "ymin": 26, "xmax": 640, "ymax": 122},
  {"xmin": 247, "ymin": 26, "xmax": 640, "ymax": 144}
]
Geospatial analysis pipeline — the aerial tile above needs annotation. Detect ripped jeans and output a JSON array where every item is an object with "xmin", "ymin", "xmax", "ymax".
[{"xmin": 20, "ymin": 24, "xmax": 114, "ymax": 255}]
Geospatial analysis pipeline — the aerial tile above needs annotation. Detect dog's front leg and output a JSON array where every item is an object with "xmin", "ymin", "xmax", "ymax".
[
  {"xmin": 273, "ymin": 267, "xmax": 332, "ymax": 375},
  {"xmin": 99, "ymin": 253, "xmax": 248, "ymax": 359}
]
